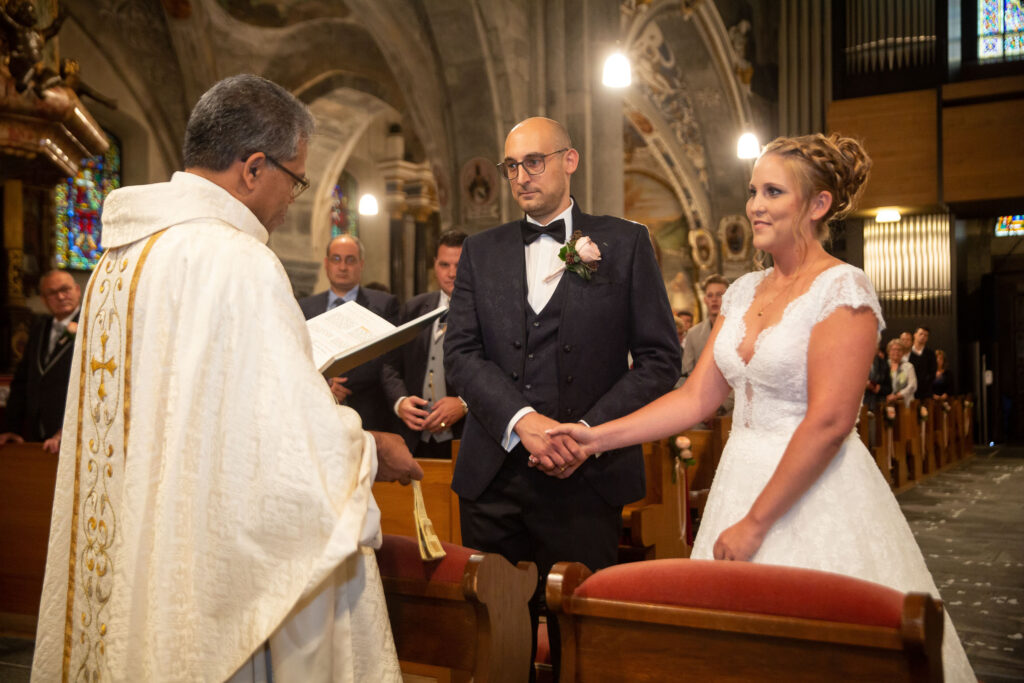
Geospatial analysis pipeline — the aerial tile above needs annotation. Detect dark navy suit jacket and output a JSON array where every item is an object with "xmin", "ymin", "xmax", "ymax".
[
  {"xmin": 4, "ymin": 312, "xmax": 78, "ymax": 441},
  {"xmin": 298, "ymin": 286, "xmax": 405, "ymax": 432},
  {"xmin": 444, "ymin": 202, "xmax": 681, "ymax": 506}
]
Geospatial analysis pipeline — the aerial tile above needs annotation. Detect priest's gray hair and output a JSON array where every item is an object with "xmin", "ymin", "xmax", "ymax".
[{"xmin": 183, "ymin": 74, "xmax": 315, "ymax": 172}]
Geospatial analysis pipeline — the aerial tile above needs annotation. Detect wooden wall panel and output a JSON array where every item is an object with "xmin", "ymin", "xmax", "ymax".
[
  {"xmin": 943, "ymin": 98, "xmax": 1024, "ymax": 203},
  {"xmin": 827, "ymin": 90, "xmax": 939, "ymax": 211}
]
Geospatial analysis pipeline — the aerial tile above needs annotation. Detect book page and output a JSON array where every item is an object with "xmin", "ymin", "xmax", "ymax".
[{"xmin": 306, "ymin": 301, "xmax": 395, "ymax": 372}]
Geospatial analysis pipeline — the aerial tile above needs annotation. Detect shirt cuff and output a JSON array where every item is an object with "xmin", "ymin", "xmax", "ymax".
[
  {"xmin": 503, "ymin": 407, "xmax": 535, "ymax": 451},
  {"xmin": 393, "ymin": 396, "xmax": 408, "ymax": 417}
]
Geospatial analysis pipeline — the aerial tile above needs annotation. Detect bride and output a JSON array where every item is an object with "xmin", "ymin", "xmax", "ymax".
[{"xmin": 546, "ymin": 133, "xmax": 974, "ymax": 680}]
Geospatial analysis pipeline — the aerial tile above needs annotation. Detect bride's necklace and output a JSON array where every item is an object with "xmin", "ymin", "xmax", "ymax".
[{"xmin": 757, "ymin": 266, "xmax": 807, "ymax": 317}]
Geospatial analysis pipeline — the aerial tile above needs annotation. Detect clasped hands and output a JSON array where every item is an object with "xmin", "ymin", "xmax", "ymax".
[
  {"xmin": 516, "ymin": 413, "xmax": 598, "ymax": 479},
  {"xmin": 398, "ymin": 396, "xmax": 465, "ymax": 434}
]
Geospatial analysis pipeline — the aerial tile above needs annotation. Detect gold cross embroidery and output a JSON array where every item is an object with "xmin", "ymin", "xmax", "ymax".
[{"xmin": 90, "ymin": 332, "xmax": 118, "ymax": 400}]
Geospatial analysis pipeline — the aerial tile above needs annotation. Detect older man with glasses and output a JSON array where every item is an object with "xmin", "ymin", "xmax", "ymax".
[
  {"xmin": 444, "ymin": 116, "xmax": 680, "ymax": 672},
  {"xmin": 0, "ymin": 269, "xmax": 81, "ymax": 453},
  {"xmin": 31, "ymin": 74, "xmax": 421, "ymax": 683}
]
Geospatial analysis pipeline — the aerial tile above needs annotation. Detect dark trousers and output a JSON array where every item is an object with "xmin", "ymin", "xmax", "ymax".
[{"xmin": 459, "ymin": 446, "xmax": 622, "ymax": 681}]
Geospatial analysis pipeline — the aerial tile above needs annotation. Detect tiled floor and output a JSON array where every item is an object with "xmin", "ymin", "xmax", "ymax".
[
  {"xmin": 0, "ymin": 637, "xmax": 32, "ymax": 683},
  {"xmin": 4, "ymin": 447, "xmax": 1021, "ymax": 682},
  {"xmin": 900, "ymin": 445, "xmax": 1024, "ymax": 682}
]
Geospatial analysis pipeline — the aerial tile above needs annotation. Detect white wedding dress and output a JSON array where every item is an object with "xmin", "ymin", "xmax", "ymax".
[{"xmin": 690, "ymin": 264, "xmax": 974, "ymax": 681}]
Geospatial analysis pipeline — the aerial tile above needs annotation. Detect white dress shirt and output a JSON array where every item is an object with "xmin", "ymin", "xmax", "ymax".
[{"xmin": 503, "ymin": 201, "xmax": 574, "ymax": 450}]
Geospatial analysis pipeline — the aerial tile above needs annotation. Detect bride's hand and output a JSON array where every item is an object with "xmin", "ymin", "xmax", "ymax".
[
  {"xmin": 713, "ymin": 516, "xmax": 768, "ymax": 561},
  {"xmin": 545, "ymin": 422, "xmax": 602, "ymax": 457}
]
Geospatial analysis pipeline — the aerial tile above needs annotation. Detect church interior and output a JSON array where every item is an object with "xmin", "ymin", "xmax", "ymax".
[{"xmin": 1, "ymin": 0, "xmax": 1023, "ymax": 681}]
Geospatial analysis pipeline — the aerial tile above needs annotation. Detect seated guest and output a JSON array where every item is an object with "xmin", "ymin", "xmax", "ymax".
[
  {"xmin": 299, "ymin": 234, "xmax": 405, "ymax": 432},
  {"xmin": 863, "ymin": 339, "xmax": 891, "ymax": 411},
  {"xmin": 0, "ymin": 269, "xmax": 81, "ymax": 454},
  {"xmin": 386, "ymin": 229, "xmax": 469, "ymax": 458},
  {"xmin": 886, "ymin": 338, "xmax": 917, "ymax": 407},
  {"xmin": 933, "ymin": 349, "xmax": 954, "ymax": 400}
]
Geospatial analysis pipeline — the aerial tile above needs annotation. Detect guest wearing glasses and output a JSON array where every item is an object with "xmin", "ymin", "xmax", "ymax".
[
  {"xmin": 444, "ymin": 116, "xmax": 680, "ymax": 668},
  {"xmin": 0, "ymin": 269, "xmax": 81, "ymax": 453},
  {"xmin": 299, "ymin": 234, "xmax": 405, "ymax": 432}
]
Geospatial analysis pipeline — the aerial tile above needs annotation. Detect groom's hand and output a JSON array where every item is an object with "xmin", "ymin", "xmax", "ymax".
[{"xmin": 514, "ymin": 412, "xmax": 585, "ymax": 474}]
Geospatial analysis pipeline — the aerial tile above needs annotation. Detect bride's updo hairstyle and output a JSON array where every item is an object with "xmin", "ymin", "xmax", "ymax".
[{"xmin": 760, "ymin": 133, "xmax": 872, "ymax": 244}]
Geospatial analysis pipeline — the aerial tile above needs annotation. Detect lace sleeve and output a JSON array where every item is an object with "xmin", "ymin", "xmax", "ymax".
[{"xmin": 814, "ymin": 265, "xmax": 886, "ymax": 335}]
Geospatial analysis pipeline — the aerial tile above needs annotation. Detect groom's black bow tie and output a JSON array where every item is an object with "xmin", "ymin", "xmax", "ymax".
[{"xmin": 521, "ymin": 218, "xmax": 566, "ymax": 245}]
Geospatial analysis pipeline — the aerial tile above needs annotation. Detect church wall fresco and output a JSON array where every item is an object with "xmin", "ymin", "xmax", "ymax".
[{"xmin": 14, "ymin": 0, "xmax": 778, "ymax": 299}]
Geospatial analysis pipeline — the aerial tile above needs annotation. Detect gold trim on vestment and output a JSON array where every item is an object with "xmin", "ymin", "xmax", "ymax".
[
  {"xmin": 63, "ymin": 251, "xmax": 106, "ymax": 682},
  {"xmin": 62, "ymin": 230, "xmax": 168, "ymax": 681}
]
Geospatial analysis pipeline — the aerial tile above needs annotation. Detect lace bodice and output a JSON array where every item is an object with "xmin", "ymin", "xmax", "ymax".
[{"xmin": 713, "ymin": 264, "xmax": 884, "ymax": 434}]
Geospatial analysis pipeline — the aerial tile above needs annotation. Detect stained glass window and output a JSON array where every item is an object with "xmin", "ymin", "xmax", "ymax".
[
  {"xmin": 979, "ymin": 0, "xmax": 1024, "ymax": 59},
  {"xmin": 329, "ymin": 171, "xmax": 359, "ymax": 238},
  {"xmin": 55, "ymin": 135, "xmax": 121, "ymax": 270},
  {"xmin": 995, "ymin": 215, "xmax": 1024, "ymax": 236}
]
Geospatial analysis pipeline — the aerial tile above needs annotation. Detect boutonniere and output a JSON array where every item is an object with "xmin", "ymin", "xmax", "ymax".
[
  {"xmin": 545, "ymin": 230, "xmax": 602, "ymax": 282},
  {"xmin": 61, "ymin": 322, "xmax": 78, "ymax": 342}
]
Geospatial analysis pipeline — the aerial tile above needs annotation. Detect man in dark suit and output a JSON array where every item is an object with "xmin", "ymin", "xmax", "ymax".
[
  {"xmin": 444, "ymin": 118, "xmax": 680, "ymax": 639},
  {"xmin": 1, "ymin": 269, "xmax": 81, "ymax": 453},
  {"xmin": 298, "ymin": 234, "xmax": 404, "ymax": 432},
  {"xmin": 385, "ymin": 229, "xmax": 468, "ymax": 458},
  {"xmin": 909, "ymin": 326, "xmax": 937, "ymax": 400}
]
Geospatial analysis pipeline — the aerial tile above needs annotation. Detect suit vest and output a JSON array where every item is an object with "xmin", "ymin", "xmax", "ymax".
[{"xmin": 522, "ymin": 277, "xmax": 568, "ymax": 420}]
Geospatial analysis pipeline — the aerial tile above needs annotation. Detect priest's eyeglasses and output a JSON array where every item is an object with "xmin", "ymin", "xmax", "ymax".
[
  {"xmin": 498, "ymin": 148, "xmax": 568, "ymax": 180},
  {"xmin": 265, "ymin": 154, "xmax": 310, "ymax": 199}
]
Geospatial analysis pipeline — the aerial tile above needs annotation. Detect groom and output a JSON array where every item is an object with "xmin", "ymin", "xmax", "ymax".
[{"xmin": 444, "ymin": 117, "xmax": 680, "ymax": 583}]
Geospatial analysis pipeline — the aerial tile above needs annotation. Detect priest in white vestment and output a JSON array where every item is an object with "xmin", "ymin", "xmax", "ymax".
[{"xmin": 31, "ymin": 74, "xmax": 422, "ymax": 683}]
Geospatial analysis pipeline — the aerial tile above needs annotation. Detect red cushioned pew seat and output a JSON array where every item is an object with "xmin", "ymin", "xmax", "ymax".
[{"xmin": 546, "ymin": 558, "xmax": 943, "ymax": 682}]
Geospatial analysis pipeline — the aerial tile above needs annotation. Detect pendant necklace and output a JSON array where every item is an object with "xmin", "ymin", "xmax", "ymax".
[{"xmin": 757, "ymin": 267, "xmax": 805, "ymax": 317}]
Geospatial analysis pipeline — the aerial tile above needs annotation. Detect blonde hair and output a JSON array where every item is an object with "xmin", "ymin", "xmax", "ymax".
[{"xmin": 759, "ymin": 133, "xmax": 873, "ymax": 247}]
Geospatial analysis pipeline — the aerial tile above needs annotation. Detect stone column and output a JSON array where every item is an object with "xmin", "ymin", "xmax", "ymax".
[{"xmin": 558, "ymin": 0, "xmax": 625, "ymax": 217}]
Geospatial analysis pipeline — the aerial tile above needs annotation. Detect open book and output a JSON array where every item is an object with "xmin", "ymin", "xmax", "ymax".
[{"xmin": 307, "ymin": 300, "xmax": 445, "ymax": 378}]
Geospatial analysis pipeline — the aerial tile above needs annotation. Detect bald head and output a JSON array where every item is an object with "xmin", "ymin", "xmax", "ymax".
[
  {"xmin": 324, "ymin": 234, "xmax": 365, "ymax": 295},
  {"xmin": 506, "ymin": 117, "xmax": 572, "ymax": 150},
  {"xmin": 503, "ymin": 117, "xmax": 578, "ymax": 224}
]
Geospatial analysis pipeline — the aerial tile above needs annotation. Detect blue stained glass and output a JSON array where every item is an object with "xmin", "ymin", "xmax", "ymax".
[
  {"xmin": 980, "ymin": 0, "xmax": 1024, "ymax": 58},
  {"xmin": 980, "ymin": 35, "xmax": 1003, "ymax": 55},
  {"xmin": 980, "ymin": 0, "xmax": 1004, "ymax": 34},
  {"xmin": 329, "ymin": 171, "xmax": 359, "ymax": 238},
  {"xmin": 1006, "ymin": 0, "xmax": 1024, "ymax": 31},
  {"xmin": 55, "ymin": 135, "xmax": 121, "ymax": 270}
]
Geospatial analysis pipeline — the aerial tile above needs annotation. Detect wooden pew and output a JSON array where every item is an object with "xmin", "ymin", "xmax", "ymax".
[
  {"xmin": 547, "ymin": 559, "xmax": 943, "ymax": 682},
  {"xmin": 372, "ymin": 441, "xmax": 460, "ymax": 543},
  {"xmin": 620, "ymin": 439, "xmax": 688, "ymax": 562},
  {"xmin": 375, "ymin": 534, "xmax": 537, "ymax": 683},
  {"xmin": 619, "ymin": 415, "xmax": 730, "ymax": 562},
  {"xmin": 0, "ymin": 443, "xmax": 58, "ymax": 637}
]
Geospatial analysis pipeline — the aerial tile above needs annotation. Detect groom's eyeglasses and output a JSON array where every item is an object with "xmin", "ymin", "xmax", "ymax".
[{"xmin": 497, "ymin": 148, "xmax": 568, "ymax": 180}]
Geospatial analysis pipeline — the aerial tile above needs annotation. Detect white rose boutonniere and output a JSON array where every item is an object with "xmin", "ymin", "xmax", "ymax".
[{"xmin": 545, "ymin": 230, "xmax": 602, "ymax": 283}]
